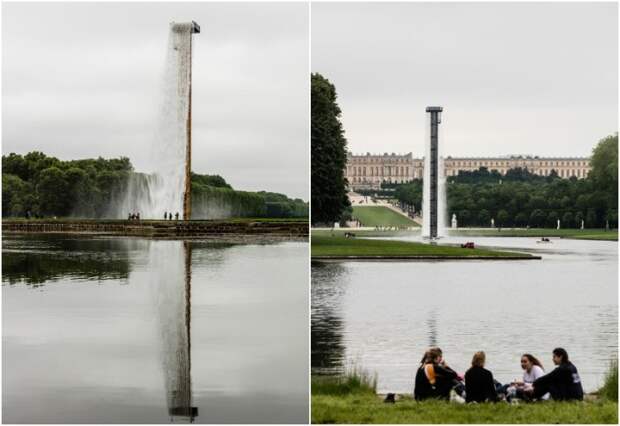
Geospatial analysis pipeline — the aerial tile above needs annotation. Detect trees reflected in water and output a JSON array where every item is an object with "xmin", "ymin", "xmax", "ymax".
[{"xmin": 311, "ymin": 262, "xmax": 347, "ymax": 376}]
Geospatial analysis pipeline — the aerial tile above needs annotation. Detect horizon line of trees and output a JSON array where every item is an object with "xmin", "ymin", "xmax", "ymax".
[
  {"xmin": 2, "ymin": 152, "xmax": 308, "ymax": 219},
  {"xmin": 387, "ymin": 134, "xmax": 618, "ymax": 228}
]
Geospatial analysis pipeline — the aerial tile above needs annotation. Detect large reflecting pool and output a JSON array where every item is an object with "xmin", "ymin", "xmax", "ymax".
[
  {"xmin": 3, "ymin": 234, "xmax": 308, "ymax": 424},
  {"xmin": 312, "ymin": 236, "xmax": 617, "ymax": 394}
]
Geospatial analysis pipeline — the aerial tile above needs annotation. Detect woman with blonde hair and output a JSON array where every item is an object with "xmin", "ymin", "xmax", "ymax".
[{"xmin": 464, "ymin": 351, "xmax": 498, "ymax": 403}]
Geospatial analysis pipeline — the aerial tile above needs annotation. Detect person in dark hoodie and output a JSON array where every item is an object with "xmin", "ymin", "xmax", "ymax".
[
  {"xmin": 414, "ymin": 347, "xmax": 461, "ymax": 401},
  {"xmin": 464, "ymin": 351, "xmax": 499, "ymax": 403},
  {"xmin": 532, "ymin": 348, "xmax": 583, "ymax": 401}
]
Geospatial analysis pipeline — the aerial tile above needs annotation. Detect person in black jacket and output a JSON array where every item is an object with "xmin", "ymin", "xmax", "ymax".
[
  {"xmin": 464, "ymin": 351, "xmax": 498, "ymax": 403},
  {"xmin": 532, "ymin": 348, "xmax": 583, "ymax": 401},
  {"xmin": 414, "ymin": 347, "xmax": 460, "ymax": 401}
]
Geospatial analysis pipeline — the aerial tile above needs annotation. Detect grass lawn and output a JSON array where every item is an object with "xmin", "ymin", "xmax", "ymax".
[
  {"xmin": 311, "ymin": 235, "xmax": 536, "ymax": 258},
  {"xmin": 352, "ymin": 206, "xmax": 418, "ymax": 227},
  {"xmin": 311, "ymin": 367, "xmax": 618, "ymax": 424},
  {"xmin": 312, "ymin": 393, "xmax": 618, "ymax": 424},
  {"xmin": 452, "ymin": 228, "xmax": 618, "ymax": 241}
]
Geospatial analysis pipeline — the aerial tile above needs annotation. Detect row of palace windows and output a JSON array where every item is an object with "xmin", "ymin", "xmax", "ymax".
[
  {"xmin": 446, "ymin": 160, "xmax": 588, "ymax": 167},
  {"xmin": 348, "ymin": 166, "xmax": 411, "ymax": 176},
  {"xmin": 350, "ymin": 159, "xmax": 589, "ymax": 168},
  {"xmin": 350, "ymin": 158, "xmax": 410, "ymax": 164},
  {"xmin": 349, "ymin": 167, "xmax": 590, "ymax": 180}
]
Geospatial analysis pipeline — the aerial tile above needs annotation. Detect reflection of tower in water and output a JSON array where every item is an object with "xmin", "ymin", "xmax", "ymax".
[
  {"xmin": 151, "ymin": 241, "xmax": 197, "ymax": 423},
  {"xmin": 426, "ymin": 310, "xmax": 438, "ymax": 347},
  {"xmin": 167, "ymin": 241, "xmax": 197, "ymax": 422}
]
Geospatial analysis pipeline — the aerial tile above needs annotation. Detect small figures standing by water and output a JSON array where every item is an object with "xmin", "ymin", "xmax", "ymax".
[
  {"xmin": 175, "ymin": 212, "xmax": 179, "ymax": 220},
  {"xmin": 127, "ymin": 212, "xmax": 141, "ymax": 221}
]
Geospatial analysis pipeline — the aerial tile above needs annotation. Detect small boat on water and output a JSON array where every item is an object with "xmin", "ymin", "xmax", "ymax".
[{"xmin": 536, "ymin": 237, "xmax": 552, "ymax": 244}]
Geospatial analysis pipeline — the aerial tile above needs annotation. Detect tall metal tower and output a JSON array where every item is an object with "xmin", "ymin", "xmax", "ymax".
[
  {"xmin": 426, "ymin": 106, "xmax": 442, "ymax": 239},
  {"xmin": 179, "ymin": 21, "xmax": 200, "ymax": 221}
]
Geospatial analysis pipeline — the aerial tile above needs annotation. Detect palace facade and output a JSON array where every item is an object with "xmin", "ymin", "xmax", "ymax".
[{"xmin": 346, "ymin": 152, "xmax": 591, "ymax": 190}]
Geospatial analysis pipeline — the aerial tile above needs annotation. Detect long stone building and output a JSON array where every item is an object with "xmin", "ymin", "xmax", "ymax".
[{"xmin": 346, "ymin": 152, "xmax": 591, "ymax": 190}]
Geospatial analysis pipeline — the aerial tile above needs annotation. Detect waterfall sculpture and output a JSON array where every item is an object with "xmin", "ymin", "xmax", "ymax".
[{"xmin": 422, "ymin": 106, "xmax": 445, "ymax": 239}]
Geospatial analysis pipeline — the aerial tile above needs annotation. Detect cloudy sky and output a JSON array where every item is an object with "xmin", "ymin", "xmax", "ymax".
[
  {"xmin": 312, "ymin": 2, "xmax": 618, "ymax": 158},
  {"xmin": 3, "ymin": 2, "xmax": 309, "ymax": 200}
]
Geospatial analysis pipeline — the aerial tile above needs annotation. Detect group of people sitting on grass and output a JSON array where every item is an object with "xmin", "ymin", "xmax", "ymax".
[{"xmin": 414, "ymin": 347, "xmax": 583, "ymax": 403}]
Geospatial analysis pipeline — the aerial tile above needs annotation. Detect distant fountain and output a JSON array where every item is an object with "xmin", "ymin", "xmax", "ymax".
[
  {"xmin": 422, "ymin": 106, "xmax": 446, "ymax": 239},
  {"xmin": 451, "ymin": 213, "xmax": 457, "ymax": 229},
  {"xmin": 115, "ymin": 22, "xmax": 199, "ymax": 220},
  {"xmin": 150, "ymin": 240, "xmax": 198, "ymax": 422}
]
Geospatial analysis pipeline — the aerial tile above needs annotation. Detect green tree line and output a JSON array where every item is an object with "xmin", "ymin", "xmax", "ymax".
[{"xmin": 2, "ymin": 152, "xmax": 308, "ymax": 219}]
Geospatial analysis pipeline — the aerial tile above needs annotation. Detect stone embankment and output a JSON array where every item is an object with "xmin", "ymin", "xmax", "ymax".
[{"xmin": 2, "ymin": 219, "xmax": 308, "ymax": 238}]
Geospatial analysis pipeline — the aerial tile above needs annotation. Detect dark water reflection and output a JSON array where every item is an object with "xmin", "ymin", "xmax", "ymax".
[
  {"xmin": 311, "ymin": 237, "xmax": 618, "ymax": 394},
  {"xmin": 310, "ymin": 262, "xmax": 346, "ymax": 375},
  {"xmin": 3, "ymin": 235, "xmax": 308, "ymax": 424}
]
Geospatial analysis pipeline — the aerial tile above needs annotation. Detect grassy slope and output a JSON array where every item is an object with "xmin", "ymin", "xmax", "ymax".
[
  {"xmin": 311, "ymin": 394, "xmax": 618, "ymax": 424},
  {"xmin": 451, "ymin": 228, "xmax": 618, "ymax": 241},
  {"xmin": 352, "ymin": 206, "xmax": 418, "ymax": 227},
  {"xmin": 311, "ymin": 236, "xmax": 535, "ymax": 258}
]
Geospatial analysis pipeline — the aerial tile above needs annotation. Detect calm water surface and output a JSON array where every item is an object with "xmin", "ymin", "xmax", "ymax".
[
  {"xmin": 3, "ymin": 234, "xmax": 308, "ymax": 423},
  {"xmin": 312, "ymin": 236, "xmax": 617, "ymax": 394}
]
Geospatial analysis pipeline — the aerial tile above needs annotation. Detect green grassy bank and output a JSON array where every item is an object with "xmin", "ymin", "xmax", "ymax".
[
  {"xmin": 312, "ymin": 394, "xmax": 618, "ymax": 424},
  {"xmin": 311, "ymin": 367, "xmax": 619, "ymax": 424},
  {"xmin": 352, "ymin": 206, "xmax": 418, "ymax": 227},
  {"xmin": 311, "ymin": 227, "xmax": 617, "ymax": 241},
  {"xmin": 451, "ymin": 228, "xmax": 618, "ymax": 241},
  {"xmin": 311, "ymin": 235, "xmax": 536, "ymax": 259}
]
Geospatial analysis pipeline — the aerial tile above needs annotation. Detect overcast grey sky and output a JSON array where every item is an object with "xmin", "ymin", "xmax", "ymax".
[
  {"xmin": 312, "ymin": 2, "xmax": 618, "ymax": 158},
  {"xmin": 3, "ymin": 2, "xmax": 309, "ymax": 200}
]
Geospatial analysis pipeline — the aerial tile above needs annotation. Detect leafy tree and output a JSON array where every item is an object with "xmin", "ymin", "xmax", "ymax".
[
  {"xmin": 458, "ymin": 210, "xmax": 471, "ymax": 227},
  {"xmin": 606, "ymin": 209, "xmax": 618, "ymax": 228},
  {"xmin": 590, "ymin": 134, "xmax": 618, "ymax": 205},
  {"xmin": 2, "ymin": 174, "xmax": 27, "ymax": 216},
  {"xmin": 515, "ymin": 212, "xmax": 528, "ymax": 227},
  {"xmin": 562, "ymin": 211, "xmax": 574, "ymax": 228},
  {"xmin": 37, "ymin": 167, "xmax": 69, "ymax": 215},
  {"xmin": 546, "ymin": 211, "xmax": 559, "ymax": 228},
  {"xmin": 311, "ymin": 73, "xmax": 350, "ymax": 225},
  {"xmin": 478, "ymin": 209, "xmax": 491, "ymax": 227},
  {"xmin": 497, "ymin": 209, "xmax": 509, "ymax": 227},
  {"xmin": 574, "ymin": 212, "xmax": 585, "ymax": 229},
  {"xmin": 586, "ymin": 208, "xmax": 598, "ymax": 228},
  {"xmin": 529, "ymin": 209, "xmax": 546, "ymax": 228}
]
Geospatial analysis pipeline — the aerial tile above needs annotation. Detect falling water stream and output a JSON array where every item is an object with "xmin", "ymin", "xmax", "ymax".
[{"xmin": 114, "ymin": 23, "xmax": 194, "ymax": 219}]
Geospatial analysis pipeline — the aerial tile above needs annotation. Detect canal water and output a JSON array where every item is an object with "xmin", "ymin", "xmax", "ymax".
[
  {"xmin": 3, "ymin": 234, "xmax": 308, "ymax": 424},
  {"xmin": 312, "ymin": 236, "xmax": 617, "ymax": 394}
]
